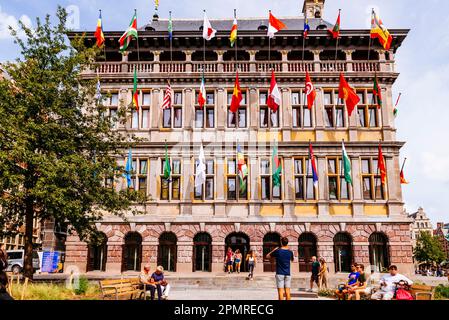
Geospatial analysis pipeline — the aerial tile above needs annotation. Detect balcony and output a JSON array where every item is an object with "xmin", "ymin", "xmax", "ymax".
[{"xmin": 92, "ymin": 60, "xmax": 393, "ymax": 77}]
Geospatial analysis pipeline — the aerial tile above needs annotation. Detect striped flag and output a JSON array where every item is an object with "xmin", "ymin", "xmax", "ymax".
[
  {"xmin": 161, "ymin": 82, "xmax": 173, "ymax": 110},
  {"xmin": 308, "ymin": 142, "xmax": 319, "ymax": 187},
  {"xmin": 94, "ymin": 11, "xmax": 105, "ymax": 48},
  {"xmin": 119, "ymin": 12, "xmax": 138, "ymax": 52},
  {"xmin": 268, "ymin": 11, "xmax": 286, "ymax": 39},
  {"xmin": 342, "ymin": 141, "xmax": 352, "ymax": 185},
  {"xmin": 237, "ymin": 144, "xmax": 248, "ymax": 192},
  {"xmin": 132, "ymin": 68, "xmax": 139, "ymax": 111},
  {"xmin": 230, "ymin": 18, "xmax": 238, "ymax": 47}
]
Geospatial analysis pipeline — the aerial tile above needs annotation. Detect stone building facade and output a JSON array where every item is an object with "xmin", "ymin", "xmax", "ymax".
[
  {"xmin": 408, "ymin": 207, "xmax": 434, "ymax": 249},
  {"xmin": 64, "ymin": 0, "xmax": 414, "ymax": 275}
]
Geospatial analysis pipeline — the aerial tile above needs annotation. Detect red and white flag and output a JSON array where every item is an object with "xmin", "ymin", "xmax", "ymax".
[
  {"xmin": 267, "ymin": 11, "xmax": 286, "ymax": 38},
  {"xmin": 305, "ymin": 71, "xmax": 316, "ymax": 110},
  {"xmin": 161, "ymin": 82, "xmax": 173, "ymax": 110},
  {"xmin": 198, "ymin": 74, "xmax": 207, "ymax": 108},
  {"xmin": 202, "ymin": 11, "xmax": 217, "ymax": 41},
  {"xmin": 267, "ymin": 70, "xmax": 281, "ymax": 113}
]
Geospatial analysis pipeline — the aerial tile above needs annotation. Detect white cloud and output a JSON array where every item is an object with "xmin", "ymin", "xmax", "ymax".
[
  {"xmin": 0, "ymin": 5, "xmax": 33, "ymax": 39},
  {"xmin": 420, "ymin": 152, "xmax": 449, "ymax": 183}
]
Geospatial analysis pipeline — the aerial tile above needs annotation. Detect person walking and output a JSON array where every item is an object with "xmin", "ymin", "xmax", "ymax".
[
  {"xmin": 234, "ymin": 249, "xmax": 242, "ymax": 274},
  {"xmin": 224, "ymin": 247, "xmax": 234, "ymax": 274},
  {"xmin": 266, "ymin": 237, "xmax": 294, "ymax": 301},
  {"xmin": 246, "ymin": 250, "xmax": 256, "ymax": 280},
  {"xmin": 318, "ymin": 258, "xmax": 329, "ymax": 290},
  {"xmin": 308, "ymin": 256, "xmax": 320, "ymax": 292}
]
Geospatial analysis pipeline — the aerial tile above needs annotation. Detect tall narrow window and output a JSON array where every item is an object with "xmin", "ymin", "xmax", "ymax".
[
  {"xmin": 160, "ymin": 159, "xmax": 181, "ymax": 200},
  {"xmin": 292, "ymin": 91, "xmax": 312, "ymax": 128},
  {"xmin": 361, "ymin": 158, "xmax": 386, "ymax": 200},
  {"xmin": 294, "ymin": 158, "xmax": 316, "ymax": 200},
  {"xmin": 131, "ymin": 109, "xmax": 139, "ymax": 129},
  {"xmin": 142, "ymin": 92, "xmax": 151, "ymax": 129},
  {"xmin": 138, "ymin": 160, "xmax": 148, "ymax": 195},
  {"xmin": 327, "ymin": 158, "xmax": 350, "ymax": 200},
  {"xmin": 259, "ymin": 91, "xmax": 279, "ymax": 128},
  {"xmin": 324, "ymin": 90, "xmax": 346, "ymax": 128},
  {"xmin": 162, "ymin": 91, "xmax": 183, "ymax": 128},
  {"xmin": 105, "ymin": 93, "xmax": 119, "ymax": 129},
  {"xmin": 227, "ymin": 91, "xmax": 247, "ymax": 128},
  {"xmin": 260, "ymin": 158, "xmax": 282, "ymax": 201},
  {"xmin": 194, "ymin": 160, "xmax": 215, "ymax": 200},
  {"xmin": 357, "ymin": 90, "xmax": 380, "ymax": 128},
  {"xmin": 227, "ymin": 158, "xmax": 248, "ymax": 200},
  {"xmin": 195, "ymin": 92, "xmax": 215, "ymax": 128}
]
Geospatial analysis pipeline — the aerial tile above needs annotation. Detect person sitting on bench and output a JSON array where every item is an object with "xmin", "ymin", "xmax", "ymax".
[{"xmin": 151, "ymin": 266, "xmax": 171, "ymax": 300}]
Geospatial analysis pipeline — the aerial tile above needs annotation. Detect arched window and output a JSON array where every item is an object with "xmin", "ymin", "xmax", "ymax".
[
  {"xmin": 87, "ymin": 232, "xmax": 108, "ymax": 272},
  {"xmin": 298, "ymin": 233, "xmax": 317, "ymax": 272},
  {"xmin": 334, "ymin": 232, "xmax": 353, "ymax": 273},
  {"xmin": 193, "ymin": 233, "xmax": 212, "ymax": 272},
  {"xmin": 263, "ymin": 233, "xmax": 281, "ymax": 272},
  {"xmin": 158, "ymin": 232, "xmax": 177, "ymax": 272},
  {"xmin": 369, "ymin": 233, "xmax": 390, "ymax": 272},
  {"xmin": 122, "ymin": 232, "xmax": 142, "ymax": 272},
  {"xmin": 225, "ymin": 232, "xmax": 250, "ymax": 272}
]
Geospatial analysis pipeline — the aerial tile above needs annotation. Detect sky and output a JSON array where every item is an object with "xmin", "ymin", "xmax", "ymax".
[{"xmin": 0, "ymin": 0, "xmax": 448, "ymax": 225}]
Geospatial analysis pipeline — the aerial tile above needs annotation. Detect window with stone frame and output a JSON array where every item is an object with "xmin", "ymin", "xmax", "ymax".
[
  {"xmin": 361, "ymin": 157, "xmax": 386, "ymax": 200},
  {"xmin": 357, "ymin": 89, "xmax": 380, "ymax": 128},
  {"xmin": 323, "ymin": 90, "xmax": 345, "ymax": 128},
  {"xmin": 327, "ymin": 157, "xmax": 350, "ymax": 201},
  {"xmin": 291, "ymin": 91, "xmax": 312, "ymax": 128},
  {"xmin": 260, "ymin": 158, "xmax": 282, "ymax": 201},
  {"xmin": 103, "ymin": 92, "xmax": 119, "ymax": 129},
  {"xmin": 160, "ymin": 158, "xmax": 181, "ymax": 200},
  {"xmin": 194, "ymin": 159, "xmax": 215, "ymax": 200},
  {"xmin": 141, "ymin": 92, "xmax": 151, "ymax": 129},
  {"xmin": 226, "ymin": 158, "xmax": 248, "ymax": 201},
  {"xmin": 195, "ymin": 92, "xmax": 215, "ymax": 128},
  {"xmin": 294, "ymin": 158, "xmax": 316, "ymax": 200},
  {"xmin": 259, "ymin": 91, "xmax": 279, "ymax": 129},
  {"xmin": 162, "ymin": 92, "xmax": 183, "ymax": 129},
  {"xmin": 138, "ymin": 159, "xmax": 148, "ymax": 195},
  {"xmin": 227, "ymin": 91, "xmax": 248, "ymax": 129}
]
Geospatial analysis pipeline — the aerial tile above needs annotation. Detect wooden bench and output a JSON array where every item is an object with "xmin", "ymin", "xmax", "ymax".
[
  {"xmin": 99, "ymin": 278, "xmax": 144, "ymax": 300},
  {"xmin": 410, "ymin": 284, "xmax": 434, "ymax": 300}
]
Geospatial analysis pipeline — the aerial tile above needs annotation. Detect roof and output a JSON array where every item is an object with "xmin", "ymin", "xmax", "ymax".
[{"xmin": 141, "ymin": 17, "xmax": 332, "ymax": 32}]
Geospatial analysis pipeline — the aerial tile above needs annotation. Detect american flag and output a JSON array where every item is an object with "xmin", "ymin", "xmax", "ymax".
[{"xmin": 161, "ymin": 82, "xmax": 173, "ymax": 109}]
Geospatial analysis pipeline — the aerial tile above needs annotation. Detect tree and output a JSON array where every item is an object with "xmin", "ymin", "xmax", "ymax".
[
  {"xmin": 0, "ymin": 7, "xmax": 145, "ymax": 279},
  {"xmin": 413, "ymin": 231, "xmax": 446, "ymax": 266}
]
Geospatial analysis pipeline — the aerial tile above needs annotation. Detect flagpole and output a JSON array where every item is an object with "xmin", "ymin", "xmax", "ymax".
[
  {"xmin": 374, "ymin": 139, "xmax": 382, "ymax": 202},
  {"xmin": 135, "ymin": 9, "xmax": 141, "ymax": 62},
  {"xmin": 334, "ymin": 9, "xmax": 341, "ymax": 63},
  {"xmin": 302, "ymin": 10, "xmax": 306, "ymax": 61},
  {"xmin": 203, "ymin": 10, "xmax": 206, "ymax": 70},
  {"xmin": 268, "ymin": 10, "xmax": 271, "ymax": 70},
  {"xmin": 234, "ymin": 9, "xmax": 238, "ymax": 72},
  {"xmin": 305, "ymin": 140, "xmax": 311, "ymax": 203},
  {"xmin": 169, "ymin": 11, "xmax": 173, "ymax": 77},
  {"xmin": 400, "ymin": 157, "xmax": 407, "ymax": 175},
  {"xmin": 339, "ymin": 139, "xmax": 344, "ymax": 202},
  {"xmin": 367, "ymin": 8, "xmax": 374, "ymax": 62},
  {"xmin": 100, "ymin": 9, "xmax": 107, "ymax": 62}
]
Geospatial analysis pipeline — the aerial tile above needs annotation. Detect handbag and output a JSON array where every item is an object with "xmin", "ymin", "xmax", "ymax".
[{"xmin": 396, "ymin": 288, "xmax": 414, "ymax": 300}]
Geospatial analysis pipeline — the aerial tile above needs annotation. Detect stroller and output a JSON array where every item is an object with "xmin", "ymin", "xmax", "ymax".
[{"xmin": 394, "ymin": 280, "xmax": 414, "ymax": 300}]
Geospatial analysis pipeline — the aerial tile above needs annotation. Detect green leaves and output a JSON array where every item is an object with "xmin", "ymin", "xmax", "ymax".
[{"xmin": 413, "ymin": 232, "xmax": 446, "ymax": 265}]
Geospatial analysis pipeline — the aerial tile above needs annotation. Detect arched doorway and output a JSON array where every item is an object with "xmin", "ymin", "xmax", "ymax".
[
  {"xmin": 263, "ymin": 233, "xmax": 281, "ymax": 272},
  {"xmin": 158, "ymin": 232, "xmax": 177, "ymax": 272},
  {"xmin": 334, "ymin": 232, "xmax": 353, "ymax": 273},
  {"xmin": 87, "ymin": 232, "xmax": 108, "ymax": 272},
  {"xmin": 298, "ymin": 233, "xmax": 318, "ymax": 272},
  {"xmin": 193, "ymin": 233, "xmax": 212, "ymax": 272},
  {"xmin": 225, "ymin": 232, "xmax": 250, "ymax": 272},
  {"xmin": 122, "ymin": 232, "xmax": 142, "ymax": 272},
  {"xmin": 369, "ymin": 232, "xmax": 390, "ymax": 272}
]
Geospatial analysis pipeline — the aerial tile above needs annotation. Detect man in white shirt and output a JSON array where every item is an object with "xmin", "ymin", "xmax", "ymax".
[{"xmin": 371, "ymin": 265, "xmax": 413, "ymax": 300}]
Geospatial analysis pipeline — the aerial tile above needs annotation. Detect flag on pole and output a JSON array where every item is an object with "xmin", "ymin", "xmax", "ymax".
[
  {"xmin": 328, "ymin": 10, "xmax": 341, "ymax": 39},
  {"xmin": 163, "ymin": 143, "xmax": 171, "ymax": 181},
  {"xmin": 373, "ymin": 74, "xmax": 383, "ymax": 109},
  {"xmin": 96, "ymin": 77, "xmax": 102, "ymax": 102},
  {"xmin": 377, "ymin": 144, "xmax": 387, "ymax": 185},
  {"xmin": 195, "ymin": 144, "xmax": 206, "ymax": 188},
  {"xmin": 400, "ymin": 168, "xmax": 409, "ymax": 184},
  {"xmin": 272, "ymin": 142, "xmax": 282, "ymax": 187},
  {"xmin": 394, "ymin": 93, "xmax": 402, "ymax": 117},
  {"xmin": 342, "ymin": 141, "xmax": 352, "ymax": 185},
  {"xmin": 371, "ymin": 10, "xmax": 393, "ymax": 51},
  {"xmin": 237, "ymin": 144, "xmax": 248, "ymax": 193},
  {"xmin": 119, "ymin": 12, "xmax": 138, "ymax": 52},
  {"xmin": 268, "ymin": 70, "xmax": 281, "ymax": 113},
  {"xmin": 308, "ymin": 142, "xmax": 319, "ymax": 187},
  {"xmin": 338, "ymin": 73, "xmax": 360, "ymax": 117},
  {"xmin": 155, "ymin": 0, "xmax": 159, "ymax": 10},
  {"xmin": 125, "ymin": 149, "xmax": 133, "ymax": 188},
  {"xmin": 303, "ymin": 17, "xmax": 310, "ymax": 38},
  {"xmin": 230, "ymin": 72, "xmax": 242, "ymax": 113},
  {"xmin": 305, "ymin": 71, "xmax": 316, "ymax": 110},
  {"xmin": 161, "ymin": 82, "xmax": 173, "ymax": 110},
  {"xmin": 168, "ymin": 12, "xmax": 173, "ymax": 40},
  {"xmin": 268, "ymin": 11, "xmax": 286, "ymax": 38},
  {"xmin": 230, "ymin": 18, "xmax": 238, "ymax": 47},
  {"xmin": 198, "ymin": 73, "xmax": 207, "ymax": 108},
  {"xmin": 94, "ymin": 11, "xmax": 105, "ymax": 47},
  {"xmin": 132, "ymin": 68, "xmax": 139, "ymax": 111},
  {"xmin": 203, "ymin": 11, "xmax": 217, "ymax": 41}
]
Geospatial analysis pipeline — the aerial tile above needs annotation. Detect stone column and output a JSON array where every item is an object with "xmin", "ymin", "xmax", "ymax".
[
  {"xmin": 386, "ymin": 156, "xmax": 403, "ymax": 217},
  {"xmin": 382, "ymin": 86, "xmax": 395, "ymax": 141},
  {"xmin": 317, "ymin": 157, "xmax": 330, "ymax": 217},
  {"xmin": 184, "ymin": 50, "xmax": 194, "ymax": 73},
  {"xmin": 151, "ymin": 89, "xmax": 161, "ymax": 129},
  {"xmin": 216, "ymin": 50, "xmax": 225, "ymax": 73},
  {"xmin": 149, "ymin": 157, "xmax": 159, "ymax": 201},
  {"xmin": 184, "ymin": 88, "xmax": 194, "ymax": 130},
  {"xmin": 312, "ymin": 50, "xmax": 322, "ymax": 72},
  {"xmin": 281, "ymin": 87, "xmax": 291, "ymax": 141},
  {"xmin": 351, "ymin": 156, "xmax": 364, "ymax": 217},
  {"xmin": 248, "ymin": 50, "xmax": 257, "ymax": 73},
  {"xmin": 64, "ymin": 234, "xmax": 88, "ymax": 273},
  {"xmin": 153, "ymin": 50, "xmax": 162, "ymax": 73},
  {"xmin": 212, "ymin": 242, "xmax": 225, "ymax": 272},
  {"xmin": 121, "ymin": 51, "xmax": 129, "ymax": 73},
  {"xmin": 120, "ymin": 88, "xmax": 130, "ymax": 130},
  {"xmin": 249, "ymin": 155, "xmax": 259, "ymax": 216},
  {"xmin": 177, "ymin": 242, "xmax": 193, "ymax": 273},
  {"xmin": 314, "ymin": 87, "xmax": 324, "ymax": 141},
  {"xmin": 216, "ymin": 87, "xmax": 226, "ymax": 130},
  {"xmin": 181, "ymin": 155, "xmax": 193, "ymax": 215},
  {"xmin": 281, "ymin": 50, "xmax": 290, "ymax": 72},
  {"xmin": 344, "ymin": 50, "xmax": 354, "ymax": 72},
  {"xmin": 283, "ymin": 157, "xmax": 295, "ymax": 217}
]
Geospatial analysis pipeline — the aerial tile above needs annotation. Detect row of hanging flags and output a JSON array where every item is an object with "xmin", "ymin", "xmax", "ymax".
[{"xmin": 93, "ymin": 8, "xmax": 408, "ymax": 188}]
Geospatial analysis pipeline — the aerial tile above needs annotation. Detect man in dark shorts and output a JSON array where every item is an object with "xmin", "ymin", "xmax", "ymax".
[
  {"xmin": 309, "ymin": 256, "xmax": 320, "ymax": 292},
  {"xmin": 266, "ymin": 237, "xmax": 294, "ymax": 300}
]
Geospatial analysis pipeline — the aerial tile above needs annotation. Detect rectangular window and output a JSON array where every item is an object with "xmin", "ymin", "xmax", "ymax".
[
  {"xmin": 160, "ymin": 158, "xmax": 181, "ymax": 200},
  {"xmin": 194, "ymin": 159, "xmax": 215, "ymax": 200},
  {"xmin": 227, "ymin": 92, "xmax": 247, "ymax": 128},
  {"xmin": 162, "ymin": 108, "xmax": 171, "ymax": 128},
  {"xmin": 294, "ymin": 158, "xmax": 316, "ymax": 200},
  {"xmin": 226, "ymin": 158, "xmax": 248, "ymax": 200},
  {"xmin": 259, "ymin": 91, "xmax": 279, "ymax": 129},
  {"xmin": 104, "ymin": 93, "xmax": 119, "ymax": 106},
  {"xmin": 260, "ymin": 158, "xmax": 282, "ymax": 201},
  {"xmin": 110, "ymin": 108, "xmax": 118, "ymax": 129},
  {"xmin": 143, "ymin": 93, "xmax": 151, "ymax": 106},
  {"xmin": 357, "ymin": 90, "xmax": 380, "ymax": 128},
  {"xmin": 361, "ymin": 158, "xmax": 386, "ymax": 200},
  {"xmin": 131, "ymin": 109, "xmax": 139, "ymax": 129},
  {"xmin": 327, "ymin": 158, "xmax": 350, "ymax": 201},
  {"xmin": 324, "ymin": 90, "xmax": 346, "ymax": 128},
  {"xmin": 162, "ymin": 91, "xmax": 183, "ymax": 129},
  {"xmin": 292, "ymin": 91, "xmax": 312, "ymax": 128},
  {"xmin": 195, "ymin": 92, "xmax": 215, "ymax": 129},
  {"xmin": 141, "ymin": 109, "xmax": 149, "ymax": 128}
]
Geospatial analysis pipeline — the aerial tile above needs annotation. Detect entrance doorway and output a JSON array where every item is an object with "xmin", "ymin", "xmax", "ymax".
[
  {"xmin": 122, "ymin": 232, "xmax": 142, "ymax": 272},
  {"xmin": 369, "ymin": 232, "xmax": 390, "ymax": 272},
  {"xmin": 225, "ymin": 232, "xmax": 250, "ymax": 272},
  {"xmin": 87, "ymin": 232, "xmax": 108, "ymax": 272},
  {"xmin": 263, "ymin": 233, "xmax": 281, "ymax": 272},
  {"xmin": 193, "ymin": 233, "xmax": 212, "ymax": 272},
  {"xmin": 158, "ymin": 232, "xmax": 177, "ymax": 272},
  {"xmin": 298, "ymin": 233, "xmax": 318, "ymax": 272},
  {"xmin": 334, "ymin": 232, "xmax": 353, "ymax": 273}
]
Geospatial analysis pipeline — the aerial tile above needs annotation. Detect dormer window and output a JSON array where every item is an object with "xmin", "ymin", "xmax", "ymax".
[{"xmin": 258, "ymin": 25, "xmax": 268, "ymax": 31}]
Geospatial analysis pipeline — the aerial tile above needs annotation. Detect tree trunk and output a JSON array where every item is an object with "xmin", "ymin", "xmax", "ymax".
[{"xmin": 23, "ymin": 197, "xmax": 35, "ymax": 280}]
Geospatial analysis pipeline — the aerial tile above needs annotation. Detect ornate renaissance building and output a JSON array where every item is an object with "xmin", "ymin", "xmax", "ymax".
[{"xmin": 64, "ymin": 0, "xmax": 413, "ymax": 275}]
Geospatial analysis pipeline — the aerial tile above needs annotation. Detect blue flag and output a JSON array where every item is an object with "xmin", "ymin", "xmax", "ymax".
[{"xmin": 125, "ymin": 149, "xmax": 133, "ymax": 188}]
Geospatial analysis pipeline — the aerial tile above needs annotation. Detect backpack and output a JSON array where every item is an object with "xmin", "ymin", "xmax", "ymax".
[{"xmin": 396, "ymin": 288, "xmax": 414, "ymax": 300}]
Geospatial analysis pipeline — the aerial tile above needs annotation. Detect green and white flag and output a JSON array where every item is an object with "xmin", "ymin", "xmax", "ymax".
[
  {"xmin": 342, "ymin": 141, "xmax": 352, "ymax": 185},
  {"xmin": 163, "ymin": 143, "xmax": 171, "ymax": 181},
  {"xmin": 119, "ymin": 12, "xmax": 138, "ymax": 52}
]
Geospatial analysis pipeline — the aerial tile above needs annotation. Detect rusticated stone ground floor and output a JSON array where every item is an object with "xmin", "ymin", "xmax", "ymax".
[{"xmin": 64, "ymin": 222, "xmax": 414, "ymax": 275}]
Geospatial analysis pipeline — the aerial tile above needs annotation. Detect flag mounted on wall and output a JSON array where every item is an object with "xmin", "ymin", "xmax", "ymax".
[
  {"xmin": 342, "ymin": 141, "xmax": 352, "ymax": 185},
  {"xmin": 308, "ymin": 142, "xmax": 319, "ymax": 187},
  {"xmin": 161, "ymin": 81, "xmax": 173, "ymax": 110},
  {"xmin": 305, "ymin": 71, "xmax": 316, "ymax": 110},
  {"xmin": 198, "ymin": 73, "xmax": 207, "ymax": 108},
  {"xmin": 371, "ymin": 10, "xmax": 393, "ymax": 50},
  {"xmin": 338, "ymin": 73, "xmax": 360, "ymax": 117},
  {"xmin": 268, "ymin": 70, "xmax": 281, "ymax": 113},
  {"xmin": 377, "ymin": 144, "xmax": 387, "ymax": 185},
  {"xmin": 125, "ymin": 149, "xmax": 133, "ymax": 188},
  {"xmin": 237, "ymin": 144, "xmax": 248, "ymax": 193},
  {"xmin": 272, "ymin": 142, "xmax": 282, "ymax": 187},
  {"xmin": 132, "ymin": 68, "xmax": 139, "ymax": 111},
  {"xmin": 230, "ymin": 72, "xmax": 242, "ymax": 113},
  {"xmin": 373, "ymin": 74, "xmax": 383, "ymax": 109}
]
